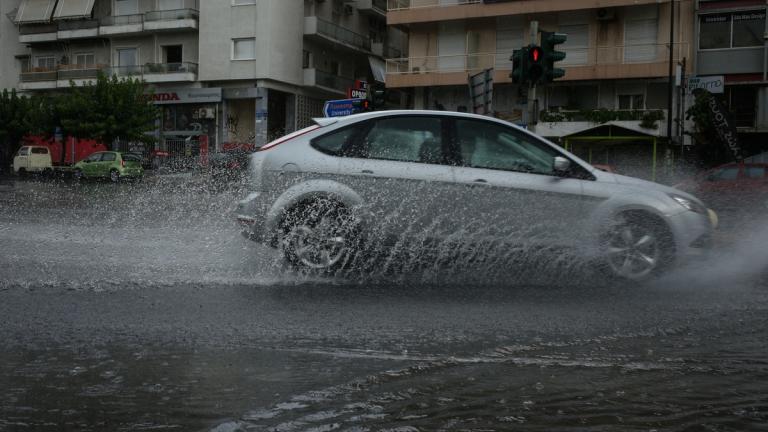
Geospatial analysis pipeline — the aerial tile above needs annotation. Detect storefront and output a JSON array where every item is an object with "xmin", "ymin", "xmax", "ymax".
[{"xmin": 149, "ymin": 87, "xmax": 222, "ymax": 157}]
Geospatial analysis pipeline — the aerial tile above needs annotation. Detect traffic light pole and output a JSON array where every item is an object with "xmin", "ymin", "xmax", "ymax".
[{"xmin": 527, "ymin": 21, "xmax": 539, "ymax": 132}]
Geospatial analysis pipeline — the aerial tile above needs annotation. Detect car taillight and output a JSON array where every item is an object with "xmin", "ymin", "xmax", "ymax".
[
  {"xmin": 121, "ymin": 159, "xmax": 125, "ymax": 167},
  {"xmin": 258, "ymin": 125, "xmax": 320, "ymax": 152}
]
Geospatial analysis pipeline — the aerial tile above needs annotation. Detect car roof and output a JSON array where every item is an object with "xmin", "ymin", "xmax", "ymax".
[{"xmin": 314, "ymin": 110, "xmax": 519, "ymax": 128}]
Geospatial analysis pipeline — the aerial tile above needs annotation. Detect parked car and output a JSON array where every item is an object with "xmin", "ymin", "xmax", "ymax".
[
  {"xmin": 73, "ymin": 151, "xmax": 144, "ymax": 182},
  {"xmin": 207, "ymin": 149, "xmax": 251, "ymax": 184},
  {"xmin": 13, "ymin": 146, "xmax": 53, "ymax": 176},
  {"xmin": 236, "ymin": 110, "xmax": 716, "ymax": 281},
  {"xmin": 674, "ymin": 162, "xmax": 768, "ymax": 212}
]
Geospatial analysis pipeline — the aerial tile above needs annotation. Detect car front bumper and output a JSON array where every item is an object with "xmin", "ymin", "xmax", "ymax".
[
  {"xmin": 236, "ymin": 192, "xmax": 271, "ymax": 244},
  {"xmin": 667, "ymin": 207, "xmax": 718, "ymax": 262}
]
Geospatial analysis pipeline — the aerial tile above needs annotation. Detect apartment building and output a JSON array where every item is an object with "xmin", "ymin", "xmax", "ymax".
[
  {"xmin": 387, "ymin": 0, "xmax": 694, "ymax": 180},
  {"xmin": 695, "ymin": 0, "xmax": 768, "ymax": 155},
  {"xmin": 3, "ymin": 0, "xmax": 405, "ymax": 153}
]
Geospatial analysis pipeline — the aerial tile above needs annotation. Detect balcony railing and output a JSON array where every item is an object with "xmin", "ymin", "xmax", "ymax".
[
  {"xmin": 387, "ymin": 0, "xmax": 480, "ymax": 11},
  {"xmin": 100, "ymin": 14, "xmax": 144, "ymax": 26},
  {"xmin": 143, "ymin": 62, "xmax": 198, "ymax": 75},
  {"xmin": 19, "ymin": 23, "xmax": 58, "ymax": 35},
  {"xmin": 387, "ymin": 43, "xmax": 689, "ymax": 74},
  {"xmin": 313, "ymin": 69, "xmax": 355, "ymax": 92},
  {"xmin": 57, "ymin": 64, "xmax": 107, "ymax": 80},
  {"xmin": 57, "ymin": 19, "xmax": 99, "ymax": 31},
  {"xmin": 20, "ymin": 70, "xmax": 57, "ymax": 82},
  {"xmin": 315, "ymin": 17, "xmax": 371, "ymax": 52},
  {"xmin": 108, "ymin": 65, "xmax": 144, "ymax": 77},
  {"xmin": 144, "ymin": 8, "xmax": 199, "ymax": 22}
]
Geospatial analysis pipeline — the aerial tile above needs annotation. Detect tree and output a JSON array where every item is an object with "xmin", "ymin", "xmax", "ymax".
[
  {"xmin": 58, "ymin": 72, "xmax": 158, "ymax": 149},
  {"xmin": 685, "ymin": 91, "xmax": 732, "ymax": 167},
  {"xmin": 0, "ymin": 89, "xmax": 31, "ymax": 169}
]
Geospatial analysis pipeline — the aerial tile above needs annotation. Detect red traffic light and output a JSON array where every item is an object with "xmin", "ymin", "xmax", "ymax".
[{"xmin": 529, "ymin": 46, "xmax": 542, "ymax": 63}]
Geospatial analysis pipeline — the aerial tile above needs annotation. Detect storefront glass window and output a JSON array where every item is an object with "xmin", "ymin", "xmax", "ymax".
[
  {"xmin": 700, "ymin": 14, "xmax": 730, "ymax": 49},
  {"xmin": 733, "ymin": 12, "xmax": 765, "ymax": 48}
]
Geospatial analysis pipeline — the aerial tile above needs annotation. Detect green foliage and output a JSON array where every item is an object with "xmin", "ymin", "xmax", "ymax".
[
  {"xmin": 58, "ymin": 72, "xmax": 158, "ymax": 147},
  {"xmin": 685, "ymin": 91, "xmax": 730, "ymax": 166},
  {"xmin": 0, "ymin": 89, "xmax": 32, "ymax": 163},
  {"xmin": 539, "ymin": 109, "xmax": 664, "ymax": 129}
]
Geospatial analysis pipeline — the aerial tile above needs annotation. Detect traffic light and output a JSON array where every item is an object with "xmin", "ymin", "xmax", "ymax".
[
  {"xmin": 541, "ymin": 31, "xmax": 567, "ymax": 83},
  {"xmin": 510, "ymin": 46, "xmax": 528, "ymax": 85},
  {"xmin": 370, "ymin": 84, "xmax": 386, "ymax": 110},
  {"xmin": 527, "ymin": 44, "xmax": 544, "ymax": 85}
]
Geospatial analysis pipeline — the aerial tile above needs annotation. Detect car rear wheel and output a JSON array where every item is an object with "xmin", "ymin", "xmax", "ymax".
[
  {"xmin": 110, "ymin": 169, "xmax": 120, "ymax": 183},
  {"xmin": 281, "ymin": 199, "xmax": 358, "ymax": 271},
  {"xmin": 74, "ymin": 169, "xmax": 84, "ymax": 181},
  {"xmin": 599, "ymin": 212, "xmax": 674, "ymax": 282}
]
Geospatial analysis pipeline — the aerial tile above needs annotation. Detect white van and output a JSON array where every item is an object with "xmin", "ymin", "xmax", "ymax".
[{"xmin": 13, "ymin": 146, "xmax": 53, "ymax": 176}]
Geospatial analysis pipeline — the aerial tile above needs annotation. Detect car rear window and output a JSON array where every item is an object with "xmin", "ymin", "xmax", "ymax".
[
  {"xmin": 311, "ymin": 126, "xmax": 357, "ymax": 156},
  {"xmin": 102, "ymin": 153, "xmax": 116, "ymax": 162},
  {"xmin": 123, "ymin": 154, "xmax": 142, "ymax": 162}
]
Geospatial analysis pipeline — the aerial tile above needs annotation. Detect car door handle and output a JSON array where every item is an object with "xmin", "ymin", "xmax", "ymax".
[
  {"xmin": 361, "ymin": 170, "xmax": 374, "ymax": 174},
  {"xmin": 473, "ymin": 179, "xmax": 489, "ymax": 184}
]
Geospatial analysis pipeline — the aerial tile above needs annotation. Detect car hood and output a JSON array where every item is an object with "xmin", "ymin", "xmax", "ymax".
[{"xmin": 607, "ymin": 172, "xmax": 704, "ymax": 203}]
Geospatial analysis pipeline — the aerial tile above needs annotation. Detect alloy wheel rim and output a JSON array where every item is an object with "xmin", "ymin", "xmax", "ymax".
[
  {"xmin": 605, "ymin": 223, "xmax": 660, "ymax": 279},
  {"xmin": 290, "ymin": 217, "xmax": 348, "ymax": 269}
]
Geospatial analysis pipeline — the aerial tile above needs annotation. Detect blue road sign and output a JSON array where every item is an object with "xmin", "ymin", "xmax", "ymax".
[{"xmin": 323, "ymin": 98, "xmax": 366, "ymax": 117}]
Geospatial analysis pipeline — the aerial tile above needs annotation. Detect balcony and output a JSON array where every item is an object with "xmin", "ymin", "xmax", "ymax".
[
  {"xmin": 304, "ymin": 16, "xmax": 372, "ymax": 54},
  {"xmin": 144, "ymin": 8, "xmax": 199, "ymax": 31},
  {"xmin": 357, "ymin": 0, "xmax": 387, "ymax": 17},
  {"xmin": 99, "ymin": 14, "xmax": 144, "ymax": 36},
  {"xmin": 57, "ymin": 19, "xmax": 99, "ymax": 40},
  {"xmin": 142, "ymin": 62, "xmax": 198, "ymax": 83},
  {"xmin": 20, "ymin": 69, "xmax": 58, "ymax": 90},
  {"xmin": 18, "ymin": 23, "xmax": 58, "ymax": 43},
  {"xmin": 386, "ymin": 43, "xmax": 689, "ymax": 87},
  {"xmin": 372, "ymin": 42, "xmax": 402, "ymax": 59},
  {"xmin": 56, "ymin": 64, "xmax": 107, "ymax": 86},
  {"xmin": 303, "ymin": 68, "xmax": 354, "ymax": 96}
]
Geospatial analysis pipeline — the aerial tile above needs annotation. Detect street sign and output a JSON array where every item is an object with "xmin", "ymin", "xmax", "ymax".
[
  {"xmin": 323, "ymin": 98, "xmax": 367, "ymax": 117},
  {"xmin": 688, "ymin": 75, "xmax": 724, "ymax": 94},
  {"xmin": 349, "ymin": 88, "xmax": 367, "ymax": 99}
]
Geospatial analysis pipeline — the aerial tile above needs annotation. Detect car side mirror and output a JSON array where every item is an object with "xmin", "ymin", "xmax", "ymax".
[{"xmin": 553, "ymin": 156, "xmax": 571, "ymax": 174}]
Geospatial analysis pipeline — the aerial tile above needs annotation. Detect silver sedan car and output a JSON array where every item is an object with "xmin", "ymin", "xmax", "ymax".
[{"xmin": 237, "ymin": 110, "xmax": 717, "ymax": 281}]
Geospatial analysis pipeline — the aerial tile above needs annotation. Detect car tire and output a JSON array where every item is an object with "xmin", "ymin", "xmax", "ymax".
[
  {"xmin": 110, "ymin": 170, "xmax": 120, "ymax": 183},
  {"xmin": 280, "ymin": 199, "xmax": 360, "ymax": 272},
  {"xmin": 74, "ymin": 169, "xmax": 84, "ymax": 181},
  {"xmin": 17, "ymin": 168, "xmax": 26, "ymax": 178},
  {"xmin": 598, "ymin": 212, "xmax": 674, "ymax": 283}
]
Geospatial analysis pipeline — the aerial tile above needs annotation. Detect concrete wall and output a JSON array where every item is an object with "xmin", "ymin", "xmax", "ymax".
[
  {"xmin": 0, "ymin": 0, "xmax": 24, "ymax": 90},
  {"xmin": 199, "ymin": 0, "xmax": 303, "ymax": 85}
]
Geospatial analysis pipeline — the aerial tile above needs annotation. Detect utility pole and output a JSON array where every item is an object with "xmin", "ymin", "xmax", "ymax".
[
  {"xmin": 528, "ymin": 20, "xmax": 539, "ymax": 132},
  {"xmin": 667, "ymin": 0, "xmax": 675, "ymax": 145}
]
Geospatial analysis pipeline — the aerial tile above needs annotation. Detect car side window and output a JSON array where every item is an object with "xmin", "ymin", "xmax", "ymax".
[
  {"xmin": 456, "ymin": 119, "xmax": 560, "ymax": 175},
  {"xmin": 87, "ymin": 153, "xmax": 103, "ymax": 162},
  {"xmin": 708, "ymin": 166, "xmax": 738, "ymax": 181},
  {"xmin": 360, "ymin": 117, "xmax": 443, "ymax": 164},
  {"xmin": 745, "ymin": 166, "xmax": 765, "ymax": 178},
  {"xmin": 102, "ymin": 153, "xmax": 116, "ymax": 162},
  {"xmin": 17, "ymin": 147, "xmax": 30, "ymax": 156},
  {"xmin": 31, "ymin": 147, "xmax": 48, "ymax": 154},
  {"xmin": 311, "ymin": 126, "xmax": 357, "ymax": 156}
]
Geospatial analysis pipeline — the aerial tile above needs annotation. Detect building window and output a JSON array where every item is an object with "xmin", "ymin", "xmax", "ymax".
[
  {"xmin": 35, "ymin": 56, "xmax": 56, "ymax": 70},
  {"xmin": 302, "ymin": 50, "xmax": 312, "ymax": 69},
  {"xmin": 163, "ymin": 45, "xmax": 183, "ymax": 64},
  {"xmin": 115, "ymin": 0, "xmax": 138, "ymax": 15},
  {"xmin": 726, "ymin": 86, "xmax": 757, "ymax": 128},
  {"xmin": 75, "ymin": 53, "xmax": 95, "ymax": 67},
  {"xmin": 618, "ymin": 94, "xmax": 645, "ymax": 110},
  {"xmin": 232, "ymin": 0, "xmax": 257, "ymax": 5},
  {"xmin": 495, "ymin": 16, "xmax": 524, "ymax": 68},
  {"xmin": 700, "ymin": 11, "xmax": 766, "ymax": 50},
  {"xmin": 232, "ymin": 38, "xmax": 256, "ymax": 60},
  {"xmin": 559, "ymin": 24, "xmax": 589, "ymax": 65},
  {"xmin": 159, "ymin": 0, "xmax": 184, "ymax": 10}
]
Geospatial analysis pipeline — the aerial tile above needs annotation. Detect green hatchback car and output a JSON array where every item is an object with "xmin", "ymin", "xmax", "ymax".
[{"xmin": 73, "ymin": 151, "xmax": 144, "ymax": 182}]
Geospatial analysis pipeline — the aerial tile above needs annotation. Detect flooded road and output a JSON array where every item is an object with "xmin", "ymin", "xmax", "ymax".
[{"xmin": 0, "ymin": 177, "xmax": 766, "ymax": 431}]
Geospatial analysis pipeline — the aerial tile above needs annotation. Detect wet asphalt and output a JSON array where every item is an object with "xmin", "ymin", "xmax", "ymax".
[{"xmin": 0, "ymin": 176, "xmax": 766, "ymax": 431}]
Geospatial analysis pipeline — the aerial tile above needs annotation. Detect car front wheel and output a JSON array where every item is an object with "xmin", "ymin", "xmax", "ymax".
[
  {"xmin": 599, "ymin": 212, "xmax": 674, "ymax": 282},
  {"xmin": 281, "ymin": 199, "xmax": 359, "ymax": 272}
]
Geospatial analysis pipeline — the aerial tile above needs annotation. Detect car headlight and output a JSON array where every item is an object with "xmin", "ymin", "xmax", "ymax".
[{"xmin": 669, "ymin": 194, "xmax": 707, "ymax": 214}]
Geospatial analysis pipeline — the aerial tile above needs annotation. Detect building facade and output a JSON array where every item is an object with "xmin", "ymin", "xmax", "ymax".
[
  {"xmin": 694, "ymin": 0, "xmax": 768, "ymax": 157},
  {"xmin": 387, "ymin": 0, "xmax": 695, "ymax": 180},
  {"xmin": 2, "ymin": 0, "xmax": 405, "ymax": 154}
]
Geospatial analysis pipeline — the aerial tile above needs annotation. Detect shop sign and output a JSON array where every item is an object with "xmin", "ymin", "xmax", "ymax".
[
  {"xmin": 688, "ymin": 75, "xmax": 724, "ymax": 94},
  {"xmin": 148, "ymin": 88, "xmax": 222, "ymax": 105}
]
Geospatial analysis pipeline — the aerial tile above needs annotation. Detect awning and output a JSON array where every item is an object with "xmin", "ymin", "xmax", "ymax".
[
  {"xmin": 368, "ymin": 56, "xmax": 386, "ymax": 84},
  {"xmin": 14, "ymin": 0, "xmax": 57, "ymax": 23},
  {"xmin": 53, "ymin": 0, "xmax": 96, "ymax": 20}
]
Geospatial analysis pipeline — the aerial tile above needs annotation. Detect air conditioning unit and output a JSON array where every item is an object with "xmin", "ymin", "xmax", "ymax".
[{"xmin": 596, "ymin": 8, "xmax": 616, "ymax": 21}]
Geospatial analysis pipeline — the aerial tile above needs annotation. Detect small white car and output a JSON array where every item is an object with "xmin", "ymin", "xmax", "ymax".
[{"xmin": 13, "ymin": 146, "xmax": 52, "ymax": 176}]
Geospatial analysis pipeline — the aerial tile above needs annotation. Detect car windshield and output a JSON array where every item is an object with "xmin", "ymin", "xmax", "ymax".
[{"xmin": 2, "ymin": 3, "xmax": 766, "ymax": 432}]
